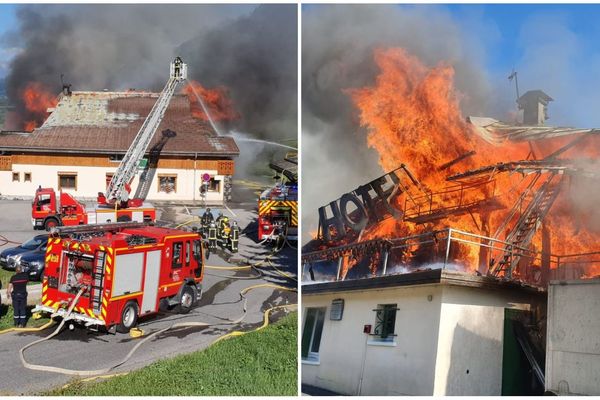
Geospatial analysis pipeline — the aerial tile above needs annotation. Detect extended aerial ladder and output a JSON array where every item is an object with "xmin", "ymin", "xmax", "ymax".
[{"xmin": 99, "ymin": 57, "xmax": 188, "ymax": 208}]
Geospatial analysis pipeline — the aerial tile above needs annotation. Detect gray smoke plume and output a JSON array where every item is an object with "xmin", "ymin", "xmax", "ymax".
[
  {"xmin": 301, "ymin": 5, "xmax": 492, "ymax": 243},
  {"xmin": 179, "ymin": 4, "xmax": 297, "ymax": 142},
  {"xmin": 2, "ymin": 4, "xmax": 296, "ymax": 141}
]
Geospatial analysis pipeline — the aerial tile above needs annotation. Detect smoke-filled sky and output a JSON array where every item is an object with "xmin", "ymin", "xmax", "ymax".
[
  {"xmin": 0, "ymin": 4, "xmax": 297, "ymax": 141},
  {"xmin": 302, "ymin": 4, "xmax": 600, "ymax": 243}
]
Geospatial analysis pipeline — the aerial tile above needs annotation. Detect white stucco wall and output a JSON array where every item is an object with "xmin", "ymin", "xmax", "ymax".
[
  {"xmin": 0, "ymin": 164, "xmax": 225, "ymax": 203},
  {"xmin": 546, "ymin": 279, "xmax": 600, "ymax": 395},
  {"xmin": 302, "ymin": 285, "xmax": 443, "ymax": 396},
  {"xmin": 302, "ymin": 281, "xmax": 538, "ymax": 396},
  {"xmin": 433, "ymin": 286, "xmax": 532, "ymax": 396}
]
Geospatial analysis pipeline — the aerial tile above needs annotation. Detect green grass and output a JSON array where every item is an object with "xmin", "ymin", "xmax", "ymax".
[
  {"xmin": 46, "ymin": 312, "xmax": 298, "ymax": 396},
  {"xmin": 0, "ymin": 304, "xmax": 50, "ymax": 330},
  {"xmin": 0, "ymin": 268, "xmax": 12, "ymax": 287}
]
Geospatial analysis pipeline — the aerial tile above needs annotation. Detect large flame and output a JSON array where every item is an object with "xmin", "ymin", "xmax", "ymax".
[
  {"xmin": 20, "ymin": 82, "xmax": 58, "ymax": 131},
  {"xmin": 343, "ymin": 47, "xmax": 600, "ymax": 279},
  {"xmin": 183, "ymin": 80, "xmax": 239, "ymax": 123}
]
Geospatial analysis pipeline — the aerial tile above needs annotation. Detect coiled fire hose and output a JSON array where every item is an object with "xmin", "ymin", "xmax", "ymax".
[{"xmin": 19, "ymin": 283, "xmax": 295, "ymax": 377}]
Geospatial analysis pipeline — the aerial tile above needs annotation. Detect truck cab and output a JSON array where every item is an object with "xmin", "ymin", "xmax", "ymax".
[{"xmin": 32, "ymin": 188, "xmax": 87, "ymax": 230}]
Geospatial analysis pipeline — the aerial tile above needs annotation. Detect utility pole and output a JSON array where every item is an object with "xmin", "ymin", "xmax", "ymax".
[{"xmin": 508, "ymin": 69, "xmax": 520, "ymax": 103}]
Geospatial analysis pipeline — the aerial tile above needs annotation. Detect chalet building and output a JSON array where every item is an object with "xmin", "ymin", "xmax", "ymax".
[{"xmin": 0, "ymin": 91, "xmax": 238, "ymax": 204}]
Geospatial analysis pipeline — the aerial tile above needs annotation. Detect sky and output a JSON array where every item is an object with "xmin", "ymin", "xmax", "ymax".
[{"xmin": 0, "ymin": 4, "xmax": 18, "ymax": 79}]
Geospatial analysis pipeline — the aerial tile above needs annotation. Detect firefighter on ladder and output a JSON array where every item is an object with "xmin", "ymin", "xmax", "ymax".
[
  {"xmin": 229, "ymin": 221, "xmax": 240, "ymax": 253},
  {"xmin": 208, "ymin": 222, "xmax": 218, "ymax": 250}
]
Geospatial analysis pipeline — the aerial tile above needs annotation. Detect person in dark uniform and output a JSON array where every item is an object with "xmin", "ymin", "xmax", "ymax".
[
  {"xmin": 229, "ymin": 221, "xmax": 240, "ymax": 253},
  {"xmin": 8, "ymin": 265, "xmax": 29, "ymax": 328},
  {"xmin": 200, "ymin": 208, "xmax": 213, "ymax": 236}
]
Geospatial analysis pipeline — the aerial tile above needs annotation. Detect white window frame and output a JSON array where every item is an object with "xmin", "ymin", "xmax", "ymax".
[{"xmin": 302, "ymin": 307, "xmax": 326, "ymax": 364}]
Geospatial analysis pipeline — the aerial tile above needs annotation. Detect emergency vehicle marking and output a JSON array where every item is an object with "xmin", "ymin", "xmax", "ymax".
[
  {"xmin": 259, "ymin": 200, "xmax": 299, "ymax": 225},
  {"xmin": 159, "ymin": 282, "xmax": 181, "ymax": 290},
  {"xmin": 110, "ymin": 292, "xmax": 143, "ymax": 302}
]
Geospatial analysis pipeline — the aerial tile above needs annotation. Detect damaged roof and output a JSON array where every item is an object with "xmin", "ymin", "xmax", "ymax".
[
  {"xmin": 467, "ymin": 116, "xmax": 600, "ymax": 144},
  {"xmin": 0, "ymin": 91, "xmax": 239, "ymax": 157},
  {"xmin": 302, "ymin": 269, "xmax": 546, "ymax": 295}
]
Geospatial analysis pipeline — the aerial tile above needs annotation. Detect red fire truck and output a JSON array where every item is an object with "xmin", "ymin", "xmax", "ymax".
[
  {"xmin": 33, "ymin": 222, "xmax": 204, "ymax": 333},
  {"xmin": 32, "ymin": 188, "xmax": 156, "ymax": 230},
  {"xmin": 258, "ymin": 154, "xmax": 298, "ymax": 241}
]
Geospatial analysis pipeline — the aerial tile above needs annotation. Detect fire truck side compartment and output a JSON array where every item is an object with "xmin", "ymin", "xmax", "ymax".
[
  {"xmin": 141, "ymin": 250, "xmax": 161, "ymax": 314},
  {"xmin": 113, "ymin": 253, "xmax": 144, "ymax": 297}
]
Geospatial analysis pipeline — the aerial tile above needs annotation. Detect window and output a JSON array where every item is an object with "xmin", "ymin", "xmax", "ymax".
[
  {"xmin": 185, "ymin": 241, "xmax": 190, "ymax": 266},
  {"xmin": 192, "ymin": 239, "xmax": 203, "ymax": 278},
  {"xmin": 372, "ymin": 304, "xmax": 398, "ymax": 342},
  {"xmin": 158, "ymin": 174, "xmax": 177, "ymax": 193},
  {"xmin": 58, "ymin": 173, "xmax": 77, "ymax": 190},
  {"xmin": 37, "ymin": 194, "xmax": 52, "ymax": 208},
  {"xmin": 301, "ymin": 307, "xmax": 326, "ymax": 362},
  {"xmin": 109, "ymin": 154, "xmax": 124, "ymax": 162},
  {"xmin": 172, "ymin": 242, "xmax": 183, "ymax": 268},
  {"xmin": 208, "ymin": 178, "xmax": 220, "ymax": 192},
  {"xmin": 12, "ymin": 172, "xmax": 19, "ymax": 182},
  {"xmin": 24, "ymin": 172, "xmax": 31, "ymax": 182}
]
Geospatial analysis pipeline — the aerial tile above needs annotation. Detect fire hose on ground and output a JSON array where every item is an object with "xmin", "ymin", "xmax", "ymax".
[{"xmin": 19, "ymin": 282, "xmax": 296, "ymax": 377}]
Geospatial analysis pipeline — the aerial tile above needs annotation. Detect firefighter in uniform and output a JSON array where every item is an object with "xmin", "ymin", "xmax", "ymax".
[
  {"xmin": 218, "ymin": 215, "xmax": 229, "ymax": 241},
  {"xmin": 8, "ymin": 265, "xmax": 29, "ymax": 328},
  {"xmin": 208, "ymin": 222, "xmax": 218, "ymax": 250},
  {"xmin": 200, "ymin": 208, "xmax": 214, "ymax": 235},
  {"xmin": 215, "ymin": 211, "xmax": 224, "ymax": 229},
  {"xmin": 229, "ymin": 221, "xmax": 240, "ymax": 253},
  {"xmin": 220, "ymin": 217, "xmax": 231, "ymax": 248}
]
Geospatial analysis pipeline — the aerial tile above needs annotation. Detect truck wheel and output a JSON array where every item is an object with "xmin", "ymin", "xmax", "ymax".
[
  {"xmin": 44, "ymin": 218, "xmax": 59, "ymax": 231},
  {"xmin": 116, "ymin": 301, "xmax": 139, "ymax": 333},
  {"xmin": 178, "ymin": 286, "xmax": 195, "ymax": 314},
  {"xmin": 117, "ymin": 215, "xmax": 131, "ymax": 222}
]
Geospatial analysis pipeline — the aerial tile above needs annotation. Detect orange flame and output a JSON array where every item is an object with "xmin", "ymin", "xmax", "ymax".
[
  {"xmin": 344, "ymin": 47, "xmax": 600, "ymax": 279},
  {"xmin": 20, "ymin": 82, "xmax": 58, "ymax": 131},
  {"xmin": 183, "ymin": 80, "xmax": 239, "ymax": 123}
]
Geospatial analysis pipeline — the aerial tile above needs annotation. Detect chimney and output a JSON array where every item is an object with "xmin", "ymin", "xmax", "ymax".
[{"xmin": 517, "ymin": 90, "xmax": 553, "ymax": 126}]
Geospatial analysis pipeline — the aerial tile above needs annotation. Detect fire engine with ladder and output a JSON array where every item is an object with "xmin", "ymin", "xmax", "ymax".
[
  {"xmin": 258, "ymin": 153, "xmax": 298, "ymax": 242},
  {"xmin": 31, "ymin": 57, "xmax": 188, "ymax": 230},
  {"xmin": 33, "ymin": 221, "xmax": 204, "ymax": 333}
]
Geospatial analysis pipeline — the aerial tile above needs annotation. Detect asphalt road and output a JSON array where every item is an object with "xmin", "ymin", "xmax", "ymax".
[{"xmin": 0, "ymin": 198, "xmax": 297, "ymax": 395}]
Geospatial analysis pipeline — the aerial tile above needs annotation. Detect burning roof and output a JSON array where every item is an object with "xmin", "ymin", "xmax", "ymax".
[
  {"xmin": 0, "ymin": 91, "xmax": 239, "ymax": 157},
  {"xmin": 302, "ymin": 47, "xmax": 600, "ymax": 287}
]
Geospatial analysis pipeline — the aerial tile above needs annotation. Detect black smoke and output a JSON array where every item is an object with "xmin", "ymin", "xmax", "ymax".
[
  {"xmin": 179, "ymin": 4, "xmax": 297, "ymax": 141},
  {"xmin": 2, "ymin": 4, "xmax": 296, "ymax": 140}
]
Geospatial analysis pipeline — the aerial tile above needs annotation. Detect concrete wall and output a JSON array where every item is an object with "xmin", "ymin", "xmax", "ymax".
[
  {"xmin": 302, "ymin": 285, "xmax": 443, "ymax": 395},
  {"xmin": 433, "ymin": 285, "xmax": 532, "ymax": 396},
  {"xmin": 0, "ymin": 164, "xmax": 225, "ymax": 203},
  {"xmin": 546, "ymin": 279, "xmax": 600, "ymax": 395}
]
